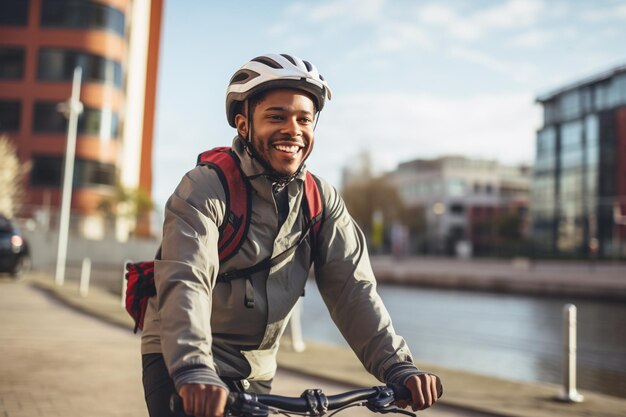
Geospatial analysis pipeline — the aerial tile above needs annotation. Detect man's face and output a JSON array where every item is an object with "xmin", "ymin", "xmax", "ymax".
[{"xmin": 242, "ymin": 89, "xmax": 316, "ymax": 176}]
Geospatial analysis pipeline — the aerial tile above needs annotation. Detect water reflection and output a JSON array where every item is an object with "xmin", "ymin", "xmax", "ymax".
[{"xmin": 300, "ymin": 281, "xmax": 626, "ymax": 398}]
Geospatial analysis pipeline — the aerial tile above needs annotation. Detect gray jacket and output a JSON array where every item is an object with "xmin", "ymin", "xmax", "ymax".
[{"xmin": 141, "ymin": 137, "xmax": 415, "ymax": 391}]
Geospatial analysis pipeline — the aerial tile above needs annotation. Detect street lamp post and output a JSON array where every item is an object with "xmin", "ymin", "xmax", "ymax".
[{"xmin": 54, "ymin": 67, "xmax": 84, "ymax": 286}]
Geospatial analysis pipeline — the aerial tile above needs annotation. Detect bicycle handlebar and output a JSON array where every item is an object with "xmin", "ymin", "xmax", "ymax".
[{"xmin": 170, "ymin": 383, "xmax": 420, "ymax": 417}]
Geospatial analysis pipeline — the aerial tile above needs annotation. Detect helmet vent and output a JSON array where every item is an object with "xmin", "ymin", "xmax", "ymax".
[
  {"xmin": 280, "ymin": 54, "xmax": 297, "ymax": 66},
  {"xmin": 303, "ymin": 60, "xmax": 313, "ymax": 72},
  {"xmin": 229, "ymin": 69, "xmax": 260, "ymax": 85},
  {"xmin": 251, "ymin": 56, "xmax": 283, "ymax": 69}
]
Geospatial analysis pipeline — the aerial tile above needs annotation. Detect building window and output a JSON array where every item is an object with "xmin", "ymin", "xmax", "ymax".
[
  {"xmin": 580, "ymin": 87, "xmax": 592, "ymax": 114},
  {"xmin": 535, "ymin": 127, "xmax": 556, "ymax": 173},
  {"xmin": 561, "ymin": 149, "xmax": 584, "ymax": 171},
  {"xmin": 450, "ymin": 203, "xmax": 465, "ymax": 215},
  {"xmin": 0, "ymin": 101, "xmax": 21, "ymax": 132},
  {"xmin": 0, "ymin": 0, "xmax": 29, "ymax": 26},
  {"xmin": 560, "ymin": 120, "xmax": 583, "ymax": 150},
  {"xmin": 543, "ymin": 100, "xmax": 557, "ymax": 125},
  {"xmin": 585, "ymin": 114, "xmax": 599, "ymax": 154},
  {"xmin": 75, "ymin": 159, "xmax": 116, "ymax": 187},
  {"xmin": 81, "ymin": 107, "xmax": 119, "ymax": 139},
  {"xmin": 560, "ymin": 120, "xmax": 584, "ymax": 172},
  {"xmin": 33, "ymin": 101, "xmax": 119, "ymax": 138},
  {"xmin": 31, "ymin": 155, "xmax": 117, "ymax": 187},
  {"xmin": 447, "ymin": 179, "xmax": 465, "ymax": 197},
  {"xmin": 37, "ymin": 48, "xmax": 122, "ymax": 87},
  {"xmin": 537, "ymin": 127, "xmax": 556, "ymax": 156},
  {"xmin": 616, "ymin": 73, "xmax": 626, "ymax": 106},
  {"xmin": 559, "ymin": 90, "xmax": 581, "ymax": 121},
  {"xmin": 33, "ymin": 102, "xmax": 66, "ymax": 133},
  {"xmin": 31, "ymin": 155, "xmax": 62, "ymax": 186},
  {"xmin": 592, "ymin": 80, "xmax": 624, "ymax": 111},
  {"xmin": 40, "ymin": 0, "xmax": 125, "ymax": 36},
  {"xmin": 0, "ymin": 48, "xmax": 25, "ymax": 79}
]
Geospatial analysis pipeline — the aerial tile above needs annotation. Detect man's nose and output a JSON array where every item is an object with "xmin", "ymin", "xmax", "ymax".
[{"xmin": 280, "ymin": 117, "xmax": 302, "ymax": 137}]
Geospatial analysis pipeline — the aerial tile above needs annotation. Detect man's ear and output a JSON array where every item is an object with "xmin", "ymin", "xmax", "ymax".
[{"xmin": 235, "ymin": 114, "xmax": 248, "ymax": 138}]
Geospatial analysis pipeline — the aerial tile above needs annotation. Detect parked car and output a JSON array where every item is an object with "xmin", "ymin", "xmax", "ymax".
[{"xmin": 0, "ymin": 215, "xmax": 30, "ymax": 277}]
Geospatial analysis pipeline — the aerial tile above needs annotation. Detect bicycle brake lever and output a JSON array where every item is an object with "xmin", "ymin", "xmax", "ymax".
[
  {"xmin": 365, "ymin": 392, "xmax": 416, "ymax": 417},
  {"xmin": 371, "ymin": 406, "xmax": 416, "ymax": 417},
  {"xmin": 227, "ymin": 393, "xmax": 272, "ymax": 417},
  {"xmin": 228, "ymin": 401, "xmax": 272, "ymax": 417}
]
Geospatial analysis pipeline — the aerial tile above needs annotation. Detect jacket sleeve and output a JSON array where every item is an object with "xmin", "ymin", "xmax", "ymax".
[
  {"xmin": 155, "ymin": 166, "xmax": 229, "ymax": 392},
  {"xmin": 313, "ymin": 179, "xmax": 418, "ymax": 383}
]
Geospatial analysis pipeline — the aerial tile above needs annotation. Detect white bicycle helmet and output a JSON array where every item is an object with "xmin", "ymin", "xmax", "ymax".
[{"xmin": 226, "ymin": 53, "xmax": 332, "ymax": 127}]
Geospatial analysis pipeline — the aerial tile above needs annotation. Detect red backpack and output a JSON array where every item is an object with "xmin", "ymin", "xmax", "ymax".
[{"xmin": 125, "ymin": 147, "xmax": 324, "ymax": 332}]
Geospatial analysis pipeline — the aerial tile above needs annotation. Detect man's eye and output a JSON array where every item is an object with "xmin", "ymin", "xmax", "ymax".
[{"xmin": 299, "ymin": 118, "xmax": 312, "ymax": 124}]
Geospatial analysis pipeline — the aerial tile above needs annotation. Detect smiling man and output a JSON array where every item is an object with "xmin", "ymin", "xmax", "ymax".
[
  {"xmin": 237, "ymin": 88, "xmax": 316, "ymax": 177},
  {"xmin": 141, "ymin": 54, "xmax": 442, "ymax": 417}
]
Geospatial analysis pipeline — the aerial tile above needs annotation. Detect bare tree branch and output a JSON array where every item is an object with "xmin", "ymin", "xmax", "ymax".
[{"xmin": 0, "ymin": 136, "xmax": 24, "ymax": 218}]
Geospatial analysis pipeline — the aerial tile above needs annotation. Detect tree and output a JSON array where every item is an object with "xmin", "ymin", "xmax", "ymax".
[
  {"xmin": 342, "ymin": 173, "xmax": 417, "ymax": 253},
  {"xmin": 0, "ymin": 136, "xmax": 25, "ymax": 218},
  {"xmin": 96, "ymin": 182, "xmax": 154, "ymax": 234},
  {"xmin": 496, "ymin": 211, "xmax": 523, "ymax": 241}
]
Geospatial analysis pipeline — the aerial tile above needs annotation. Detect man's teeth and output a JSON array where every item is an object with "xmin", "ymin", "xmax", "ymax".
[{"xmin": 274, "ymin": 145, "xmax": 300, "ymax": 153}]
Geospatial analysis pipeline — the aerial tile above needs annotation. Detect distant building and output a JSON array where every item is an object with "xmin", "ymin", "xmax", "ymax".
[
  {"xmin": 391, "ymin": 156, "xmax": 531, "ymax": 256},
  {"xmin": 532, "ymin": 64, "xmax": 626, "ymax": 258},
  {"xmin": 0, "ymin": 0, "xmax": 163, "ymax": 239}
]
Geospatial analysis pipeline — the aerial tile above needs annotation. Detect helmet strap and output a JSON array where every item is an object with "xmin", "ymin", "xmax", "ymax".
[
  {"xmin": 245, "ymin": 99, "xmax": 253, "ymax": 142},
  {"xmin": 313, "ymin": 109, "xmax": 322, "ymax": 131}
]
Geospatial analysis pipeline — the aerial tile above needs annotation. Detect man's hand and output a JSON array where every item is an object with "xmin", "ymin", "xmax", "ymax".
[
  {"xmin": 397, "ymin": 373, "xmax": 442, "ymax": 411},
  {"xmin": 179, "ymin": 383, "xmax": 228, "ymax": 417}
]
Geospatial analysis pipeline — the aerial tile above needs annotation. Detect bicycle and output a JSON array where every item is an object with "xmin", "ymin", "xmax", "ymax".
[{"xmin": 171, "ymin": 383, "xmax": 442, "ymax": 417}]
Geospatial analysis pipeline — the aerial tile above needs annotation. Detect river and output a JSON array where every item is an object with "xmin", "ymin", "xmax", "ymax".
[{"xmin": 299, "ymin": 280, "xmax": 626, "ymax": 398}]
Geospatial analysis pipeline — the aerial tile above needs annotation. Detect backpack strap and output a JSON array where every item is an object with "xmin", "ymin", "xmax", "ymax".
[
  {"xmin": 196, "ymin": 147, "xmax": 252, "ymax": 263},
  {"xmin": 304, "ymin": 172, "xmax": 325, "ymax": 251}
]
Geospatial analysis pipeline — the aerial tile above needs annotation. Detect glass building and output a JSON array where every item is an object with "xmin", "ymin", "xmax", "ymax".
[{"xmin": 532, "ymin": 64, "xmax": 626, "ymax": 258}]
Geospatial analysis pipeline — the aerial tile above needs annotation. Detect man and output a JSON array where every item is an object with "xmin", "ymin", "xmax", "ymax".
[{"xmin": 141, "ymin": 54, "xmax": 442, "ymax": 417}]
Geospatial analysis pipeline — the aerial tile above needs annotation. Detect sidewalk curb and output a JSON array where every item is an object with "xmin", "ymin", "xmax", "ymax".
[{"xmin": 28, "ymin": 273, "xmax": 135, "ymax": 332}]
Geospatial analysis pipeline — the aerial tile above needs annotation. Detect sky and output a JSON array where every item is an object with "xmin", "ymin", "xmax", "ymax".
[{"xmin": 152, "ymin": 0, "xmax": 626, "ymax": 208}]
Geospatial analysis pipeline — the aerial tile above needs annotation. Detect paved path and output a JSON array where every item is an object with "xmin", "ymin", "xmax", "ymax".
[
  {"xmin": 5, "ymin": 273, "xmax": 626, "ymax": 417},
  {"xmin": 0, "ymin": 277, "xmax": 147, "ymax": 417},
  {"xmin": 0, "ymin": 277, "xmax": 482, "ymax": 417}
]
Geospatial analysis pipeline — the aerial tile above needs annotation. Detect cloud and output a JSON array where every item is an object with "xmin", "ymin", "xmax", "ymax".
[
  {"xmin": 416, "ymin": 4, "xmax": 482, "ymax": 41},
  {"xmin": 508, "ymin": 29, "xmax": 554, "ymax": 48},
  {"xmin": 287, "ymin": 0, "xmax": 385, "ymax": 22},
  {"xmin": 448, "ymin": 46, "xmax": 540, "ymax": 82},
  {"xmin": 415, "ymin": 0, "xmax": 545, "ymax": 42},
  {"xmin": 473, "ymin": 0, "xmax": 544, "ymax": 28},
  {"xmin": 308, "ymin": 92, "xmax": 541, "ymax": 187},
  {"xmin": 582, "ymin": 2, "xmax": 626, "ymax": 21},
  {"xmin": 375, "ymin": 21, "xmax": 434, "ymax": 52},
  {"xmin": 277, "ymin": 0, "xmax": 548, "ymax": 70}
]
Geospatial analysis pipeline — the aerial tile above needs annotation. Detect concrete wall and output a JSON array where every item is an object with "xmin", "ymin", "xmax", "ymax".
[
  {"xmin": 22, "ymin": 229, "xmax": 160, "ymax": 294},
  {"xmin": 23, "ymin": 229, "xmax": 159, "ymax": 270}
]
